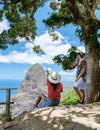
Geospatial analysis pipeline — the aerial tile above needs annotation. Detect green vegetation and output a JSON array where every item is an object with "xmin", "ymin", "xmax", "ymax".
[
  {"xmin": 0, "ymin": 0, "xmax": 47, "ymax": 50},
  {"xmin": 0, "ymin": 112, "xmax": 13, "ymax": 121},
  {"xmin": 0, "ymin": 114, "xmax": 6, "ymax": 121},
  {"xmin": 53, "ymin": 46, "xmax": 78, "ymax": 70},
  {"xmin": 60, "ymin": 89, "xmax": 79, "ymax": 105}
]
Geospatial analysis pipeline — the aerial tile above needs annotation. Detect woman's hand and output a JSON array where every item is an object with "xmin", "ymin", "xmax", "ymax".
[{"xmin": 45, "ymin": 70, "xmax": 49, "ymax": 77}]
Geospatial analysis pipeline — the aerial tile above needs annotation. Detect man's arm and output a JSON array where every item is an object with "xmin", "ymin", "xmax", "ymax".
[
  {"xmin": 76, "ymin": 68, "xmax": 86, "ymax": 81},
  {"xmin": 70, "ymin": 59, "xmax": 79, "ymax": 69}
]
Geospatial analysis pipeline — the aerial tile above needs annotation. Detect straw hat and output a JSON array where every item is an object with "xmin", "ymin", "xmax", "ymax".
[{"xmin": 48, "ymin": 71, "xmax": 61, "ymax": 84}]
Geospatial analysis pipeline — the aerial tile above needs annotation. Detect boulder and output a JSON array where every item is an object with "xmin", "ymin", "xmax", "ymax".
[{"xmin": 11, "ymin": 63, "xmax": 47, "ymax": 117}]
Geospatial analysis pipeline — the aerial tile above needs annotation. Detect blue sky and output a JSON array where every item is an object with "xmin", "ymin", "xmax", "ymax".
[{"xmin": 0, "ymin": 2, "xmax": 99, "ymax": 82}]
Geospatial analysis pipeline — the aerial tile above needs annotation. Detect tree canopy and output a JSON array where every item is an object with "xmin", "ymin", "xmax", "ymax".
[
  {"xmin": 0, "ymin": 0, "xmax": 100, "ymax": 69},
  {"xmin": 44, "ymin": 0, "xmax": 100, "ymax": 47},
  {"xmin": 43, "ymin": 0, "xmax": 100, "ymax": 69},
  {"xmin": 0, "ymin": 0, "xmax": 48, "ymax": 50},
  {"xmin": 0, "ymin": 1, "xmax": 100, "ymax": 66}
]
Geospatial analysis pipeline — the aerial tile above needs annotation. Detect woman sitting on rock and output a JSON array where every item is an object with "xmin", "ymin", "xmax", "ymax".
[{"xmin": 34, "ymin": 71, "xmax": 63, "ymax": 108}]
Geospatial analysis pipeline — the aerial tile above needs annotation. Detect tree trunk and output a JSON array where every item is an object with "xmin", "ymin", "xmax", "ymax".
[{"xmin": 85, "ymin": 44, "xmax": 100, "ymax": 103}]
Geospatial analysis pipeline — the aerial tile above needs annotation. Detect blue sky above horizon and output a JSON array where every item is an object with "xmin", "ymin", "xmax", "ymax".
[{"xmin": 0, "ymin": 2, "xmax": 100, "ymax": 82}]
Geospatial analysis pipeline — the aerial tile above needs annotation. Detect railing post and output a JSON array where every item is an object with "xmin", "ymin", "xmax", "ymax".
[
  {"xmin": 6, "ymin": 89, "xmax": 11, "ymax": 121},
  {"xmin": 0, "ymin": 88, "xmax": 17, "ymax": 122}
]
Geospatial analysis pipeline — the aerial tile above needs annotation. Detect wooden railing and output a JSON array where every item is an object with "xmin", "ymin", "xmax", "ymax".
[{"xmin": 0, "ymin": 88, "xmax": 17, "ymax": 121}]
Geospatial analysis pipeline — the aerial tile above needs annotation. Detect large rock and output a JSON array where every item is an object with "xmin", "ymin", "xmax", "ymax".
[{"xmin": 11, "ymin": 63, "xmax": 47, "ymax": 117}]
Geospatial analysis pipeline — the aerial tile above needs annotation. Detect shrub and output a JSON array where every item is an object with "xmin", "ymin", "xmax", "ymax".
[
  {"xmin": 60, "ymin": 88, "xmax": 79, "ymax": 105},
  {"xmin": 0, "ymin": 114, "xmax": 6, "ymax": 120}
]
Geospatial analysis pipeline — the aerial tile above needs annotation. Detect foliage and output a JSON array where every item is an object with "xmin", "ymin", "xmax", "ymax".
[
  {"xmin": 60, "ymin": 88, "xmax": 79, "ymax": 105},
  {"xmin": 0, "ymin": 0, "xmax": 100, "ymax": 53},
  {"xmin": 0, "ymin": 112, "xmax": 13, "ymax": 121},
  {"xmin": 44, "ymin": 0, "xmax": 100, "ymax": 103},
  {"xmin": 0, "ymin": 0, "xmax": 48, "ymax": 49},
  {"xmin": 44, "ymin": 0, "xmax": 100, "ymax": 50},
  {"xmin": 48, "ymin": 30, "xmax": 59, "ymax": 41},
  {"xmin": 0, "ymin": 114, "xmax": 6, "ymax": 120},
  {"xmin": 53, "ymin": 46, "xmax": 78, "ymax": 70},
  {"xmin": 33, "ymin": 45, "xmax": 45, "ymax": 54}
]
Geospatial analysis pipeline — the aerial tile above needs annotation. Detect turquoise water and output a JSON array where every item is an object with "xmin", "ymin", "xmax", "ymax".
[{"xmin": 0, "ymin": 79, "xmax": 22, "ymax": 101}]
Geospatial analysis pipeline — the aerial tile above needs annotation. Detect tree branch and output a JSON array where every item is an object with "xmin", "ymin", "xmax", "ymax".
[
  {"xmin": 91, "ymin": 0, "xmax": 98, "ymax": 18},
  {"xmin": 90, "ymin": 0, "xmax": 98, "ymax": 9},
  {"xmin": 83, "ymin": 0, "xmax": 92, "ymax": 15},
  {"xmin": 65, "ymin": 0, "xmax": 83, "ymax": 24},
  {"xmin": 83, "ymin": 0, "xmax": 98, "ymax": 18},
  {"xmin": 30, "ymin": 0, "xmax": 39, "ymax": 19}
]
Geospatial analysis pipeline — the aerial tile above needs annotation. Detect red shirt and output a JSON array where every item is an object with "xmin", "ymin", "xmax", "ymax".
[{"xmin": 47, "ymin": 79, "xmax": 63, "ymax": 100}]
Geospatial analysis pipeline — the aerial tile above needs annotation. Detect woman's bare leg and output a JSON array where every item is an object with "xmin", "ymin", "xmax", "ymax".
[{"xmin": 35, "ymin": 93, "xmax": 46, "ymax": 107}]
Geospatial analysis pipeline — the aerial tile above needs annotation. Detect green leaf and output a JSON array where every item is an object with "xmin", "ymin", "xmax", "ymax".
[
  {"xmin": 33, "ymin": 45, "xmax": 45, "ymax": 54},
  {"xmin": 0, "ymin": 9, "xmax": 4, "ymax": 21},
  {"xmin": 53, "ymin": 46, "xmax": 78, "ymax": 70}
]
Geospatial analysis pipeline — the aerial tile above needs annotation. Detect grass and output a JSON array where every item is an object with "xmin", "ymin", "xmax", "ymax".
[
  {"xmin": 0, "ymin": 114, "xmax": 6, "ymax": 120},
  {"xmin": 60, "ymin": 88, "xmax": 79, "ymax": 105},
  {"xmin": 0, "ymin": 113, "xmax": 13, "ymax": 121}
]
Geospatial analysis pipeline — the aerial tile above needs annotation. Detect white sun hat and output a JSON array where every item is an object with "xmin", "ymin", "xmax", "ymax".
[{"xmin": 48, "ymin": 71, "xmax": 61, "ymax": 84}]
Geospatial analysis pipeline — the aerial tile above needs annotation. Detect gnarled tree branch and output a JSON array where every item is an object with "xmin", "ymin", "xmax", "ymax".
[
  {"xmin": 65, "ymin": 0, "xmax": 83, "ymax": 24},
  {"xmin": 91, "ymin": 0, "xmax": 98, "ymax": 18},
  {"xmin": 83, "ymin": 0, "xmax": 92, "ymax": 16},
  {"xmin": 90, "ymin": 0, "xmax": 98, "ymax": 9}
]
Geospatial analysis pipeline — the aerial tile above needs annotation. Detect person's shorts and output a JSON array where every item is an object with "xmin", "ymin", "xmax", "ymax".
[
  {"xmin": 38, "ymin": 98, "xmax": 60, "ymax": 108},
  {"xmin": 74, "ymin": 77, "xmax": 86, "ymax": 90}
]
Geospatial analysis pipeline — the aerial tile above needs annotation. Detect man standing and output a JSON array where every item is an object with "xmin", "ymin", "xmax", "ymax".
[{"xmin": 73, "ymin": 52, "xmax": 87, "ymax": 104}]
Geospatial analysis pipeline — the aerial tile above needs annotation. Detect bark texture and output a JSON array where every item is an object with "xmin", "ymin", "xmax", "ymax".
[{"xmin": 85, "ymin": 44, "xmax": 100, "ymax": 103}]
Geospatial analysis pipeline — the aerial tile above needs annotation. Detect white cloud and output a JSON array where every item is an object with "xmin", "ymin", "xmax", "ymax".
[
  {"xmin": 17, "ymin": 37, "xmax": 26, "ymax": 42},
  {"xmin": 0, "ymin": 31, "xmax": 72, "ymax": 64},
  {"xmin": 78, "ymin": 45, "xmax": 85, "ymax": 53},
  {"xmin": 0, "ymin": 30, "xmax": 85, "ymax": 64},
  {"xmin": 24, "ymin": 70, "xmax": 28, "ymax": 73},
  {"xmin": 59, "ymin": 69, "xmax": 76, "ymax": 76},
  {"xmin": 0, "ymin": 50, "xmax": 53, "ymax": 64},
  {"xmin": 0, "ymin": 19, "xmax": 9, "ymax": 34},
  {"xmin": 30, "ymin": 31, "xmax": 71, "ymax": 57}
]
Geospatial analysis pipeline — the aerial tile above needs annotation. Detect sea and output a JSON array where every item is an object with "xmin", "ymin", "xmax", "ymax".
[
  {"xmin": 0, "ymin": 79, "xmax": 22, "ymax": 102},
  {"xmin": 0, "ymin": 79, "xmax": 74, "ymax": 102}
]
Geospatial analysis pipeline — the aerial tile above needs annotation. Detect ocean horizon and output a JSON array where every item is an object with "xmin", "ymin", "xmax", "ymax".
[
  {"xmin": 0, "ymin": 79, "xmax": 74, "ymax": 102},
  {"xmin": 0, "ymin": 79, "xmax": 22, "ymax": 102}
]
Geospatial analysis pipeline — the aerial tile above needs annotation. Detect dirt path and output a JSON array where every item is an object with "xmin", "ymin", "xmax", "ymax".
[{"xmin": 0, "ymin": 102, "xmax": 100, "ymax": 130}]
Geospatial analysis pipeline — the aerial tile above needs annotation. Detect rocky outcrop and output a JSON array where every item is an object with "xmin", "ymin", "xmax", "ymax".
[
  {"xmin": 11, "ymin": 63, "xmax": 47, "ymax": 117},
  {"xmin": 0, "ymin": 103, "xmax": 100, "ymax": 130}
]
